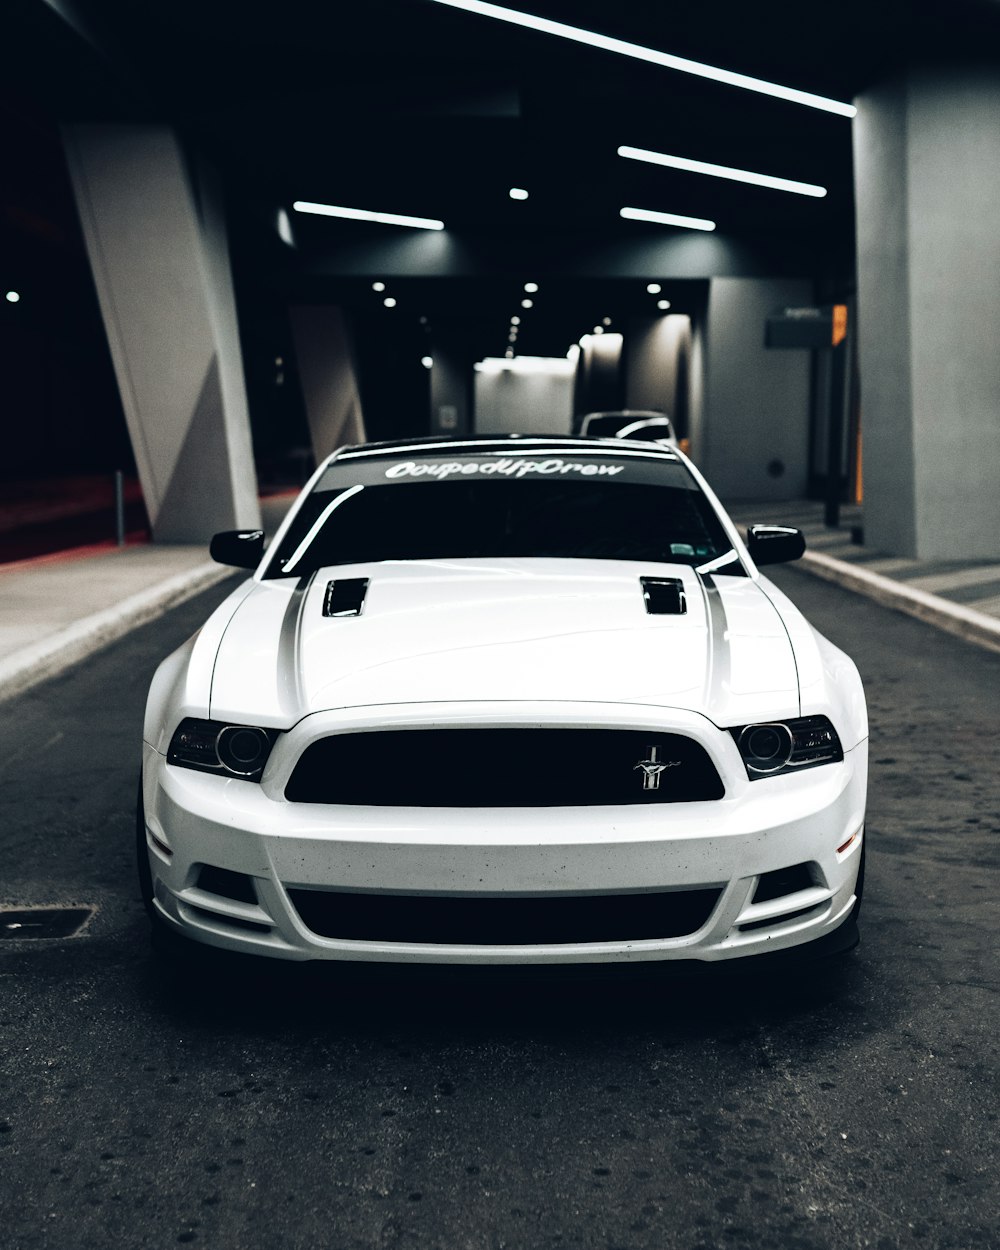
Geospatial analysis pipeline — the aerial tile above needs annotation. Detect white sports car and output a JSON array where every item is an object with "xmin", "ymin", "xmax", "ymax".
[{"xmin": 139, "ymin": 436, "xmax": 867, "ymax": 967}]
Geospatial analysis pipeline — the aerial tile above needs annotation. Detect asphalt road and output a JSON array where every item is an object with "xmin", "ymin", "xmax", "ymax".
[{"xmin": 0, "ymin": 566, "xmax": 997, "ymax": 1250}]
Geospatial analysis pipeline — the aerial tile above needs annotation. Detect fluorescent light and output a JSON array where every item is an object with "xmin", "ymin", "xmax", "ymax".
[
  {"xmin": 427, "ymin": 0, "xmax": 856, "ymax": 117},
  {"xmin": 657, "ymin": 299, "xmax": 671, "ymax": 310},
  {"xmin": 509, "ymin": 187, "xmax": 529, "ymax": 200},
  {"xmin": 524, "ymin": 282, "xmax": 539, "ymax": 293},
  {"xmin": 383, "ymin": 297, "xmax": 397, "ymax": 308},
  {"xmin": 620, "ymin": 206, "xmax": 716, "ymax": 231},
  {"xmin": 618, "ymin": 146, "xmax": 828, "ymax": 197},
  {"xmin": 421, "ymin": 356, "xmax": 433, "ymax": 369},
  {"xmin": 646, "ymin": 283, "xmax": 661, "ymax": 294},
  {"xmin": 521, "ymin": 298, "xmax": 533, "ymax": 308},
  {"xmin": 293, "ymin": 200, "xmax": 445, "ymax": 230},
  {"xmin": 372, "ymin": 281, "xmax": 386, "ymax": 292}
]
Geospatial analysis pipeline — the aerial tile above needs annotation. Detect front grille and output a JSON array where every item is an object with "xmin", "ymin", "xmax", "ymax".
[
  {"xmin": 284, "ymin": 728, "xmax": 724, "ymax": 806},
  {"xmin": 287, "ymin": 887, "xmax": 722, "ymax": 945}
]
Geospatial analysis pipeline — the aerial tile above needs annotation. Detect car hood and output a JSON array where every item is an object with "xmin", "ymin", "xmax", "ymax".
[{"xmin": 207, "ymin": 558, "xmax": 800, "ymax": 728}]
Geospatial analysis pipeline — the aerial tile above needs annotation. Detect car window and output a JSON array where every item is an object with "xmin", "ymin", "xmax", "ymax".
[{"xmin": 264, "ymin": 452, "xmax": 741, "ymax": 579}]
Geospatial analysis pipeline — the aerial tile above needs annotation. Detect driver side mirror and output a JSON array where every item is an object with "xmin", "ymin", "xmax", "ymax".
[
  {"xmin": 209, "ymin": 529, "xmax": 265, "ymax": 569},
  {"xmin": 746, "ymin": 525, "xmax": 806, "ymax": 566}
]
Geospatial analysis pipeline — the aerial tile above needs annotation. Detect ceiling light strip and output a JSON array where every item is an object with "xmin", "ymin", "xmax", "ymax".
[
  {"xmin": 428, "ymin": 0, "xmax": 856, "ymax": 117},
  {"xmin": 618, "ymin": 146, "xmax": 827, "ymax": 197},
  {"xmin": 293, "ymin": 201, "xmax": 444, "ymax": 230},
  {"xmin": 620, "ymin": 207, "xmax": 716, "ymax": 232}
]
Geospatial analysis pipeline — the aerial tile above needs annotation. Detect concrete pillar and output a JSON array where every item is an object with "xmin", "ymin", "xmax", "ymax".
[
  {"xmin": 625, "ymin": 315, "xmax": 693, "ymax": 437},
  {"xmin": 289, "ymin": 306, "xmax": 366, "ymax": 463},
  {"xmin": 699, "ymin": 277, "xmax": 812, "ymax": 501},
  {"xmin": 572, "ymin": 333, "xmax": 624, "ymax": 420},
  {"xmin": 62, "ymin": 125, "xmax": 260, "ymax": 542},
  {"xmin": 854, "ymin": 65, "xmax": 1000, "ymax": 558},
  {"xmin": 430, "ymin": 331, "xmax": 475, "ymax": 436}
]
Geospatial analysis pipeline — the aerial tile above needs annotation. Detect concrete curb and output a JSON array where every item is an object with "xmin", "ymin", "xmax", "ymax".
[
  {"xmin": 800, "ymin": 549, "xmax": 1000, "ymax": 657},
  {"xmin": 0, "ymin": 562, "xmax": 232, "ymax": 705}
]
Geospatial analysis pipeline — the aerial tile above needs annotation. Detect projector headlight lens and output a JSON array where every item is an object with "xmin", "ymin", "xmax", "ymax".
[
  {"xmin": 732, "ymin": 716, "xmax": 843, "ymax": 779},
  {"xmin": 167, "ymin": 719, "xmax": 279, "ymax": 780}
]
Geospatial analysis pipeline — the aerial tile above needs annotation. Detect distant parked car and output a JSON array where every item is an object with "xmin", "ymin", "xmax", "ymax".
[
  {"xmin": 578, "ymin": 409, "xmax": 677, "ymax": 446},
  {"xmin": 139, "ymin": 434, "xmax": 867, "ymax": 969}
]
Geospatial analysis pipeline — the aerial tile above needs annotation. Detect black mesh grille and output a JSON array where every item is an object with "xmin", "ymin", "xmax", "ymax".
[
  {"xmin": 287, "ymin": 887, "xmax": 722, "ymax": 944},
  {"xmin": 285, "ymin": 729, "xmax": 724, "ymax": 806}
]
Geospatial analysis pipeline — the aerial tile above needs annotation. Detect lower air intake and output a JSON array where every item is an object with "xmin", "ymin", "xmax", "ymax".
[
  {"xmin": 287, "ymin": 887, "xmax": 722, "ymax": 945},
  {"xmin": 285, "ymin": 728, "xmax": 724, "ymax": 806}
]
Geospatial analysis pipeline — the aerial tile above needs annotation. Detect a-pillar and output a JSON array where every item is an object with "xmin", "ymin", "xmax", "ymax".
[
  {"xmin": 63, "ymin": 126, "xmax": 260, "ymax": 542},
  {"xmin": 854, "ymin": 64, "xmax": 1000, "ymax": 558}
]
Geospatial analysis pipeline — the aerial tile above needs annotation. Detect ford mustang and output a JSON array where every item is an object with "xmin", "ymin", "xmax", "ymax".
[{"xmin": 138, "ymin": 436, "xmax": 867, "ymax": 966}]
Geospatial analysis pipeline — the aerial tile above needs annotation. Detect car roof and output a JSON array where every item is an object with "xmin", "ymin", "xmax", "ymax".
[{"xmin": 331, "ymin": 434, "xmax": 680, "ymax": 465}]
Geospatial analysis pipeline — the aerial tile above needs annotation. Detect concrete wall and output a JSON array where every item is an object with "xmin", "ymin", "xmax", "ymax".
[
  {"xmin": 855, "ymin": 65, "xmax": 1000, "ymax": 559},
  {"xmin": 474, "ymin": 363, "xmax": 574, "ymax": 435},
  {"xmin": 289, "ymin": 306, "xmax": 365, "ymax": 463},
  {"xmin": 699, "ymin": 277, "xmax": 812, "ymax": 501},
  {"xmin": 63, "ymin": 125, "xmax": 260, "ymax": 542}
]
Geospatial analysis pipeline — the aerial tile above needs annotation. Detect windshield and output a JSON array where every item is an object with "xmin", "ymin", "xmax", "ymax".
[{"xmin": 263, "ymin": 450, "xmax": 741, "ymax": 579}]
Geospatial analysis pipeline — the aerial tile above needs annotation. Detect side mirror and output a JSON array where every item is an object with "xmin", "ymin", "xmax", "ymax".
[
  {"xmin": 746, "ymin": 524, "xmax": 806, "ymax": 566},
  {"xmin": 209, "ymin": 529, "xmax": 265, "ymax": 569}
]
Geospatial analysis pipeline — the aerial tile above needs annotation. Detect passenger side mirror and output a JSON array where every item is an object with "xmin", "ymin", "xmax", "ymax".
[
  {"xmin": 209, "ymin": 529, "xmax": 265, "ymax": 569},
  {"xmin": 746, "ymin": 525, "xmax": 806, "ymax": 566}
]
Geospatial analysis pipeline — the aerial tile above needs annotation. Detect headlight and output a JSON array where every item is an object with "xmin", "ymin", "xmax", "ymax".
[
  {"xmin": 731, "ymin": 715, "xmax": 843, "ymax": 780},
  {"xmin": 167, "ymin": 718, "xmax": 279, "ymax": 780}
]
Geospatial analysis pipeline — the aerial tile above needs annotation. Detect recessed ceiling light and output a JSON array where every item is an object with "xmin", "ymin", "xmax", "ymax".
[
  {"xmin": 293, "ymin": 201, "xmax": 445, "ymax": 230},
  {"xmin": 509, "ymin": 187, "xmax": 529, "ymax": 200},
  {"xmin": 421, "ymin": 356, "xmax": 433, "ymax": 368},
  {"xmin": 510, "ymin": 315, "xmax": 521, "ymax": 325},
  {"xmin": 521, "ymin": 298, "xmax": 533, "ymax": 308},
  {"xmin": 524, "ymin": 282, "xmax": 539, "ymax": 293},
  {"xmin": 646, "ymin": 283, "xmax": 661, "ymax": 294},
  {"xmin": 505, "ymin": 348, "xmax": 515, "ymax": 358},
  {"xmin": 5, "ymin": 290, "xmax": 20, "ymax": 303},
  {"xmin": 602, "ymin": 316, "xmax": 612, "ymax": 326},
  {"xmin": 372, "ymin": 281, "xmax": 386, "ymax": 292},
  {"xmin": 593, "ymin": 325, "xmax": 604, "ymax": 334},
  {"xmin": 384, "ymin": 297, "xmax": 397, "ymax": 307},
  {"xmin": 657, "ymin": 299, "xmax": 671, "ymax": 310},
  {"xmin": 427, "ymin": 0, "xmax": 856, "ymax": 117},
  {"xmin": 618, "ymin": 146, "xmax": 828, "ymax": 197},
  {"xmin": 620, "ymin": 206, "xmax": 716, "ymax": 232}
]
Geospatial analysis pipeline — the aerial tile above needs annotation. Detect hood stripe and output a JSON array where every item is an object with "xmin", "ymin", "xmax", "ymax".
[{"xmin": 697, "ymin": 573, "xmax": 731, "ymax": 721}]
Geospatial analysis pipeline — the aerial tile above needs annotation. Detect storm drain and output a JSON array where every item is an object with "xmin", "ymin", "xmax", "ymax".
[{"xmin": 0, "ymin": 906, "xmax": 96, "ymax": 940}]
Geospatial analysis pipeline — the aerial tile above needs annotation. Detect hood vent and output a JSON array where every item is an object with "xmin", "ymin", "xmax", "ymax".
[
  {"xmin": 640, "ymin": 577, "xmax": 687, "ymax": 616},
  {"xmin": 323, "ymin": 577, "xmax": 370, "ymax": 618}
]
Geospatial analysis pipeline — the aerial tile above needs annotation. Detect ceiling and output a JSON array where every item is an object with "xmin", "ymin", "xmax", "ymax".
[{"xmin": 8, "ymin": 0, "xmax": 1000, "ymax": 360}]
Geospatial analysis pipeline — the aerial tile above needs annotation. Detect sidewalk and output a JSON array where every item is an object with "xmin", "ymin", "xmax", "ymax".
[
  {"xmin": 0, "ymin": 496, "xmax": 294, "ymax": 704},
  {"xmin": 727, "ymin": 500, "xmax": 1000, "ymax": 656}
]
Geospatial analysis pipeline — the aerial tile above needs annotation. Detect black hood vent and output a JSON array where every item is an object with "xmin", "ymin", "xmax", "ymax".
[
  {"xmin": 323, "ymin": 578, "xmax": 370, "ymax": 617},
  {"xmin": 640, "ymin": 577, "xmax": 687, "ymax": 615}
]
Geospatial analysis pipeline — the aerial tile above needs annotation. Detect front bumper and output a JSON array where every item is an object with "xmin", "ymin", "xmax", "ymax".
[{"xmin": 141, "ymin": 702, "xmax": 867, "ymax": 965}]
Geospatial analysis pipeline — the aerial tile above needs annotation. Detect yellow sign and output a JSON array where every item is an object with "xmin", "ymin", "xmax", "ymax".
[{"xmin": 832, "ymin": 304, "xmax": 848, "ymax": 347}]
